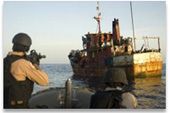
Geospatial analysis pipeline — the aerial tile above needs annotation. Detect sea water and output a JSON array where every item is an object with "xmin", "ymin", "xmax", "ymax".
[{"xmin": 33, "ymin": 63, "xmax": 166, "ymax": 109}]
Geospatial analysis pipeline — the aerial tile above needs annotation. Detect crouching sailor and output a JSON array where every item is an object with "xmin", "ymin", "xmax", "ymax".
[
  {"xmin": 4, "ymin": 33, "xmax": 49, "ymax": 108},
  {"xmin": 90, "ymin": 68, "xmax": 137, "ymax": 108}
]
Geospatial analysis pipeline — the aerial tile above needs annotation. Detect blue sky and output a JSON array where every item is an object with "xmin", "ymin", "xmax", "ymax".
[{"xmin": 3, "ymin": 1, "xmax": 167, "ymax": 63}]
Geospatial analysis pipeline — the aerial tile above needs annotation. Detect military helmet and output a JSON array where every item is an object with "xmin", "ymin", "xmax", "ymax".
[
  {"xmin": 104, "ymin": 68, "xmax": 128, "ymax": 85},
  {"xmin": 12, "ymin": 33, "xmax": 32, "ymax": 47}
]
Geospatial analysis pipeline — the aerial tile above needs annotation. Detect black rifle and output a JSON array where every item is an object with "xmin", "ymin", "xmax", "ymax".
[{"xmin": 27, "ymin": 50, "xmax": 46, "ymax": 65}]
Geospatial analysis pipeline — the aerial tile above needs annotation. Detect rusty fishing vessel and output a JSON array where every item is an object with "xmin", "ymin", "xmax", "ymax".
[
  {"xmin": 28, "ymin": 2, "xmax": 164, "ymax": 109},
  {"xmin": 68, "ymin": 2, "xmax": 163, "ymax": 83}
]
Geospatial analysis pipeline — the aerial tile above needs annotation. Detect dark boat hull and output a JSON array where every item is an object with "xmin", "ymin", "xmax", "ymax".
[
  {"xmin": 71, "ymin": 52, "xmax": 162, "ymax": 83},
  {"xmin": 29, "ymin": 87, "xmax": 94, "ymax": 108}
]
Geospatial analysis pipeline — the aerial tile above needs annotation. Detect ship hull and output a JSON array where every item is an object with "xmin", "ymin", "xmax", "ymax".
[{"xmin": 71, "ymin": 52, "xmax": 163, "ymax": 83}]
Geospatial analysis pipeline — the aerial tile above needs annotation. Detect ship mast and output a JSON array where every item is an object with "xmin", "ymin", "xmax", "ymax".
[
  {"xmin": 130, "ymin": 1, "xmax": 136, "ymax": 52},
  {"xmin": 94, "ymin": 1, "xmax": 101, "ymax": 33}
]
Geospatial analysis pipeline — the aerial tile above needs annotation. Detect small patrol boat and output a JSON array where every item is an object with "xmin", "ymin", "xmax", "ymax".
[
  {"xmin": 29, "ymin": 79, "xmax": 94, "ymax": 108},
  {"xmin": 68, "ymin": 2, "xmax": 163, "ymax": 84}
]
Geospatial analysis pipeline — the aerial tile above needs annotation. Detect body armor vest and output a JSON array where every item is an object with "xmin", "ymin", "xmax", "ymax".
[
  {"xmin": 4, "ymin": 54, "xmax": 34, "ymax": 108},
  {"xmin": 90, "ymin": 90, "xmax": 124, "ymax": 108}
]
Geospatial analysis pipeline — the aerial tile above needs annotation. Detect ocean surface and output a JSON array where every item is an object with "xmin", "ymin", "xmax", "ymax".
[{"xmin": 33, "ymin": 63, "xmax": 166, "ymax": 109}]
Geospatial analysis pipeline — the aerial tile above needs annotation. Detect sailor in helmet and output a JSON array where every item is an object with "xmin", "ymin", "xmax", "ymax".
[
  {"xmin": 4, "ymin": 33, "xmax": 49, "ymax": 108},
  {"xmin": 90, "ymin": 64, "xmax": 137, "ymax": 108}
]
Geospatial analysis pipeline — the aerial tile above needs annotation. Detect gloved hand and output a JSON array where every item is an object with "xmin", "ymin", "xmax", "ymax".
[
  {"xmin": 27, "ymin": 50, "xmax": 40, "ymax": 65},
  {"xmin": 30, "ymin": 57, "xmax": 40, "ymax": 66},
  {"xmin": 33, "ymin": 63, "xmax": 41, "ymax": 70},
  {"xmin": 27, "ymin": 49, "xmax": 46, "ymax": 66}
]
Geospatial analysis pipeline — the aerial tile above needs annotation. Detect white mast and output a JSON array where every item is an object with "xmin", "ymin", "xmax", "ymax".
[
  {"xmin": 130, "ymin": 1, "xmax": 136, "ymax": 51},
  {"xmin": 94, "ymin": 1, "xmax": 101, "ymax": 33}
]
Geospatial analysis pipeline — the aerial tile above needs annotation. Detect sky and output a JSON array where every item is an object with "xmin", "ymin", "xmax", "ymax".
[{"xmin": 2, "ymin": 1, "xmax": 167, "ymax": 64}]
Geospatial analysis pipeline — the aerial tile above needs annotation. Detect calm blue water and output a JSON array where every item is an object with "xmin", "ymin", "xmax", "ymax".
[
  {"xmin": 33, "ymin": 63, "xmax": 166, "ymax": 108},
  {"xmin": 33, "ymin": 64, "xmax": 73, "ymax": 93}
]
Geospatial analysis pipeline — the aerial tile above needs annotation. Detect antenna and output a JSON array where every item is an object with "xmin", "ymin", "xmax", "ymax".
[
  {"xmin": 130, "ymin": 1, "xmax": 136, "ymax": 51},
  {"xmin": 94, "ymin": 1, "xmax": 101, "ymax": 33}
]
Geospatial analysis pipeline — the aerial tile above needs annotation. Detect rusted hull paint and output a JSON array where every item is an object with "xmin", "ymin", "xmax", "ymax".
[
  {"xmin": 73, "ymin": 67, "xmax": 106, "ymax": 77},
  {"xmin": 72, "ymin": 52, "xmax": 163, "ymax": 79},
  {"xmin": 133, "ymin": 61, "xmax": 162, "ymax": 77},
  {"xmin": 133, "ymin": 52, "xmax": 163, "ymax": 77}
]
